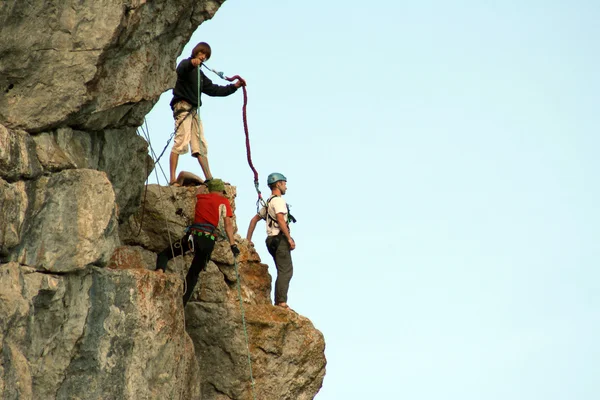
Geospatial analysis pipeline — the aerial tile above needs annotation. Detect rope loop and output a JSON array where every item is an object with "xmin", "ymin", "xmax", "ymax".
[{"xmin": 203, "ymin": 64, "xmax": 259, "ymax": 183}]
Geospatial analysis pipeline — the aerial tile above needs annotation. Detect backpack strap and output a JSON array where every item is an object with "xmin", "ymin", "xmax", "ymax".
[{"xmin": 265, "ymin": 196, "xmax": 297, "ymax": 228}]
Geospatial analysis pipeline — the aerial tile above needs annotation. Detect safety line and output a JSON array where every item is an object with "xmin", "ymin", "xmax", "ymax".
[
  {"xmin": 137, "ymin": 121, "xmax": 191, "ymax": 400},
  {"xmin": 138, "ymin": 63, "xmax": 257, "ymax": 398},
  {"xmin": 202, "ymin": 64, "xmax": 266, "ymax": 211},
  {"xmin": 153, "ymin": 107, "xmax": 197, "ymax": 167},
  {"xmin": 136, "ymin": 122, "xmax": 190, "ymax": 298},
  {"xmin": 233, "ymin": 256, "xmax": 258, "ymax": 400}
]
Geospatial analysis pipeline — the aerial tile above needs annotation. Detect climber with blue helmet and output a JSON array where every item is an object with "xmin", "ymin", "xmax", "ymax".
[{"xmin": 246, "ymin": 172, "xmax": 296, "ymax": 309}]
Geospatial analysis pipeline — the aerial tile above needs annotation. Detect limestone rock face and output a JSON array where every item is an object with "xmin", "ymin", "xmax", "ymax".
[
  {"xmin": 0, "ymin": 0, "xmax": 326, "ymax": 398},
  {"xmin": 120, "ymin": 184, "xmax": 199, "ymax": 252},
  {"xmin": 0, "ymin": 125, "xmax": 43, "ymax": 181},
  {"xmin": 0, "ymin": 262, "xmax": 200, "ymax": 400},
  {"xmin": 131, "ymin": 185, "xmax": 326, "ymax": 399},
  {"xmin": 0, "ymin": 178, "xmax": 28, "ymax": 255},
  {"xmin": 32, "ymin": 126, "xmax": 153, "ymax": 219},
  {"xmin": 120, "ymin": 184, "xmax": 238, "ymax": 252},
  {"xmin": 0, "ymin": 181, "xmax": 327, "ymax": 399},
  {"xmin": 11, "ymin": 169, "xmax": 119, "ymax": 272},
  {"xmin": 186, "ymin": 283, "xmax": 326, "ymax": 400},
  {"xmin": 0, "ymin": 0, "xmax": 225, "ymax": 132},
  {"xmin": 0, "ymin": 123, "xmax": 152, "ymax": 221}
]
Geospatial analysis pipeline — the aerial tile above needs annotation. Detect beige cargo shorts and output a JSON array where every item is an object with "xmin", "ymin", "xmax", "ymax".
[{"xmin": 171, "ymin": 101, "xmax": 207, "ymax": 157}]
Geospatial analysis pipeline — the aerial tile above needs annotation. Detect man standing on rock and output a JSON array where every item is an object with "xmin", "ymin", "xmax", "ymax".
[
  {"xmin": 169, "ymin": 42, "xmax": 244, "ymax": 186},
  {"xmin": 246, "ymin": 173, "xmax": 296, "ymax": 309},
  {"xmin": 155, "ymin": 179, "xmax": 240, "ymax": 305}
]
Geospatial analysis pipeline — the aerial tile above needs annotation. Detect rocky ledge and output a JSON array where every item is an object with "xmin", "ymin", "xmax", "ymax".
[{"xmin": 0, "ymin": 0, "xmax": 325, "ymax": 399}]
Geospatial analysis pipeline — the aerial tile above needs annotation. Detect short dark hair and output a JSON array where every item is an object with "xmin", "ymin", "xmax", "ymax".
[{"xmin": 191, "ymin": 42, "xmax": 211, "ymax": 60}]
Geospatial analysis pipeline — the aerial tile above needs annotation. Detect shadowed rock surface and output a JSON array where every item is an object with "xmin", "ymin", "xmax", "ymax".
[{"xmin": 0, "ymin": 1, "xmax": 326, "ymax": 399}]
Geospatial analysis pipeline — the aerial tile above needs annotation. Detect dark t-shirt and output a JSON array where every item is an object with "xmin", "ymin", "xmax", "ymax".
[{"xmin": 170, "ymin": 58, "xmax": 237, "ymax": 109}]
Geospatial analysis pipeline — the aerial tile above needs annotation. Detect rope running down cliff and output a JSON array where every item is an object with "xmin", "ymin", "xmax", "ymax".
[
  {"xmin": 136, "ymin": 122, "xmax": 190, "ymax": 292},
  {"xmin": 199, "ymin": 64, "xmax": 259, "ymax": 399},
  {"xmin": 138, "ymin": 120, "xmax": 257, "ymax": 399},
  {"xmin": 201, "ymin": 64, "xmax": 266, "ymax": 211},
  {"xmin": 234, "ymin": 256, "xmax": 258, "ymax": 400},
  {"xmin": 137, "ymin": 123, "xmax": 193, "ymax": 400},
  {"xmin": 140, "ymin": 64, "xmax": 258, "ymax": 396}
]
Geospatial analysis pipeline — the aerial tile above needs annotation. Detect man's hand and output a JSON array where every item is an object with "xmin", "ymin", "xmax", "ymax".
[
  {"xmin": 234, "ymin": 78, "xmax": 246, "ymax": 88},
  {"xmin": 191, "ymin": 58, "xmax": 202, "ymax": 67},
  {"xmin": 231, "ymin": 244, "xmax": 240, "ymax": 257},
  {"xmin": 288, "ymin": 237, "xmax": 296, "ymax": 250}
]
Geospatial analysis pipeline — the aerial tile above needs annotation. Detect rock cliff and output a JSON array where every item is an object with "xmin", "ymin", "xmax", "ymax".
[{"xmin": 0, "ymin": 1, "xmax": 326, "ymax": 399}]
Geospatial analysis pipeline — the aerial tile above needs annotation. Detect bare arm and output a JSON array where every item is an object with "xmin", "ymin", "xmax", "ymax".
[
  {"xmin": 176, "ymin": 171, "xmax": 203, "ymax": 186},
  {"xmin": 246, "ymin": 214, "xmax": 262, "ymax": 245},
  {"xmin": 224, "ymin": 216, "xmax": 235, "ymax": 246},
  {"xmin": 276, "ymin": 213, "xmax": 295, "ymax": 250}
]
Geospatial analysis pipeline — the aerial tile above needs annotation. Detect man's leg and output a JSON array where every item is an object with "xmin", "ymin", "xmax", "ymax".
[
  {"xmin": 169, "ymin": 152, "xmax": 179, "ymax": 184},
  {"xmin": 196, "ymin": 156, "xmax": 213, "ymax": 182},
  {"xmin": 171, "ymin": 102, "xmax": 193, "ymax": 184},
  {"xmin": 155, "ymin": 236, "xmax": 191, "ymax": 272},
  {"xmin": 191, "ymin": 119, "xmax": 213, "ymax": 181},
  {"xmin": 273, "ymin": 237, "xmax": 294, "ymax": 306},
  {"xmin": 182, "ymin": 236, "xmax": 215, "ymax": 305}
]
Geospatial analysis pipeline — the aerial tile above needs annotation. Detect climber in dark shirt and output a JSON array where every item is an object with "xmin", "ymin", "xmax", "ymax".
[{"xmin": 168, "ymin": 42, "xmax": 244, "ymax": 186}]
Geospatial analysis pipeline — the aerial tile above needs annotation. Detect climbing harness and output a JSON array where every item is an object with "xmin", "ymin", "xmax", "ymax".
[
  {"xmin": 263, "ymin": 195, "xmax": 297, "ymax": 257},
  {"xmin": 187, "ymin": 222, "xmax": 217, "ymax": 242},
  {"xmin": 202, "ymin": 64, "xmax": 266, "ymax": 211},
  {"xmin": 264, "ymin": 195, "xmax": 297, "ymax": 228},
  {"xmin": 233, "ymin": 255, "xmax": 258, "ymax": 400}
]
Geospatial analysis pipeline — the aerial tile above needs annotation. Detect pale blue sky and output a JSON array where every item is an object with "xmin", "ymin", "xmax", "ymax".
[{"xmin": 145, "ymin": 1, "xmax": 600, "ymax": 398}]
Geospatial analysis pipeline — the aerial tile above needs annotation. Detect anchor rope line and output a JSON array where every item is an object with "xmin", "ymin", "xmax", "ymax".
[
  {"xmin": 140, "ymin": 122, "xmax": 255, "ymax": 398},
  {"xmin": 233, "ymin": 257, "xmax": 258, "ymax": 400},
  {"xmin": 139, "ymin": 120, "xmax": 191, "ymax": 399},
  {"xmin": 153, "ymin": 107, "xmax": 197, "ymax": 167},
  {"xmin": 202, "ymin": 64, "xmax": 266, "ymax": 210},
  {"xmin": 135, "ymin": 119, "xmax": 152, "ymax": 237},
  {"xmin": 136, "ymin": 64, "xmax": 257, "ymax": 397},
  {"xmin": 136, "ymin": 122, "xmax": 190, "ymax": 298},
  {"xmin": 196, "ymin": 66, "xmax": 206, "ymax": 158}
]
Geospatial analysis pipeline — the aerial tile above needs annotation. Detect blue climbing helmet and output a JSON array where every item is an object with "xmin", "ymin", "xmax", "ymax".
[{"xmin": 267, "ymin": 172, "xmax": 287, "ymax": 185}]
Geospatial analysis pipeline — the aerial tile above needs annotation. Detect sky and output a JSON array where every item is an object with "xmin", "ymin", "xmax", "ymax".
[{"xmin": 144, "ymin": 1, "xmax": 600, "ymax": 399}]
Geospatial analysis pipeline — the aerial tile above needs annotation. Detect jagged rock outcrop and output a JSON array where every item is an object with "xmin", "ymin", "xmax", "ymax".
[
  {"xmin": 0, "ymin": 262, "xmax": 200, "ymax": 399},
  {"xmin": 125, "ymin": 184, "xmax": 326, "ymax": 399},
  {"xmin": 0, "ymin": 0, "xmax": 225, "ymax": 132},
  {"xmin": 0, "ymin": 0, "xmax": 326, "ymax": 398},
  {"xmin": 11, "ymin": 169, "xmax": 120, "ymax": 272}
]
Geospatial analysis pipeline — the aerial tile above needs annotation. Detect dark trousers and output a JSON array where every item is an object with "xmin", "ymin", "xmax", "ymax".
[
  {"xmin": 266, "ymin": 234, "xmax": 294, "ymax": 304},
  {"xmin": 155, "ymin": 234, "xmax": 215, "ymax": 305}
]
